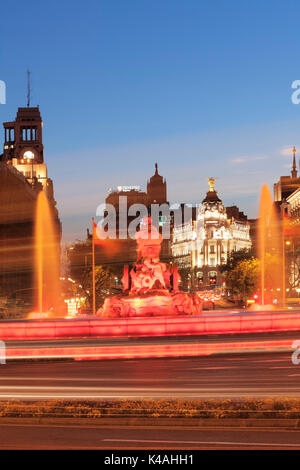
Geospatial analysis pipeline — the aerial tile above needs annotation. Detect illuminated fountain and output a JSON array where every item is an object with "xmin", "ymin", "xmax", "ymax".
[
  {"xmin": 28, "ymin": 191, "xmax": 62, "ymax": 318},
  {"xmin": 99, "ymin": 218, "xmax": 202, "ymax": 317},
  {"xmin": 2, "ymin": 197, "xmax": 299, "ymax": 343},
  {"xmin": 256, "ymin": 184, "xmax": 283, "ymax": 309}
]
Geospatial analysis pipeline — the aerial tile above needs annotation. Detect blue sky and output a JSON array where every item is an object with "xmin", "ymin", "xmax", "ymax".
[{"xmin": 1, "ymin": 0, "xmax": 300, "ymax": 241}]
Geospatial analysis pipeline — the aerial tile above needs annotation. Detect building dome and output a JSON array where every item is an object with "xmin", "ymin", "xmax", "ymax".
[
  {"xmin": 202, "ymin": 177, "xmax": 222, "ymax": 204},
  {"xmin": 200, "ymin": 178, "xmax": 226, "ymax": 222},
  {"xmin": 202, "ymin": 189, "xmax": 222, "ymax": 204}
]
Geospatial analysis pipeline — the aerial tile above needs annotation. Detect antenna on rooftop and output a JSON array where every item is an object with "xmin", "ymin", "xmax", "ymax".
[{"xmin": 27, "ymin": 69, "xmax": 31, "ymax": 107}]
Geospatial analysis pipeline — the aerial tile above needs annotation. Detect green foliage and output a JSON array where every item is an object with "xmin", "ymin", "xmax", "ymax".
[
  {"xmin": 220, "ymin": 248, "xmax": 256, "ymax": 274},
  {"xmin": 219, "ymin": 249, "xmax": 259, "ymax": 301},
  {"xmin": 178, "ymin": 268, "xmax": 191, "ymax": 291},
  {"xmin": 225, "ymin": 257, "xmax": 259, "ymax": 301}
]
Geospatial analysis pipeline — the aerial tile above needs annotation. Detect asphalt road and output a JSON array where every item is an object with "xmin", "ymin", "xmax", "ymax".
[
  {"xmin": 0, "ymin": 351, "xmax": 300, "ymax": 399},
  {"xmin": 1, "ymin": 351, "xmax": 300, "ymax": 449},
  {"xmin": 0, "ymin": 423, "xmax": 299, "ymax": 449}
]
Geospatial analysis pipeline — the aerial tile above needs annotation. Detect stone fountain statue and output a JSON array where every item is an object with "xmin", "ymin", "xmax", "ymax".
[{"xmin": 98, "ymin": 218, "xmax": 202, "ymax": 318}]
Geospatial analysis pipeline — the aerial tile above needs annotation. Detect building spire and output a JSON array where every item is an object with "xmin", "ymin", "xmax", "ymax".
[
  {"xmin": 292, "ymin": 146, "xmax": 297, "ymax": 178},
  {"xmin": 155, "ymin": 162, "xmax": 158, "ymax": 175}
]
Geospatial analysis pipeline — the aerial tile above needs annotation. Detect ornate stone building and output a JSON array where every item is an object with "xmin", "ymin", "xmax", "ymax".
[{"xmin": 171, "ymin": 178, "xmax": 252, "ymax": 287}]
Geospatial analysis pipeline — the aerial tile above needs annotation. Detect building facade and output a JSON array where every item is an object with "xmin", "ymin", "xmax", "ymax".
[
  {"xmin": 68, "ymin": 164, "xmax": 170, "ymax": 288},
  {"xmin": 1, "ymin": 106, "xmax": 57, "ymax": 209},
  {"xmin": 0, "ymin": 106, "xmax": 60, "ymax": 305},
  {"xmin": 284, "ymin": 184, "xmax": 300, "ymax": 294},
  {"xmin": 103, "ymin": 163, "xmax": 170, "ymax": 263},
  {"xmin": 106, "ymin": 163, "xmax": 168, "ymax": 212},
  {"xmin": 171, "ymin": 178, "xmax": 252, "ymax": 287},
  {"xmin": 274, "ymin": 147, "xmax": 300, "ymax": 202}
]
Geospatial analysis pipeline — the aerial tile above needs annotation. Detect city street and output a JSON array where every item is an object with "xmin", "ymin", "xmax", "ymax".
[
  {"xmin": 0, "ymin": 350, "xmax": 299, "ymax": 399},
  {"xmin": 1, "ymin": 345, "xmax": 300, "ymax": 449},
  {"xmin": 0, "ymin": 423, "xmax": 299, "ymax": 449}
]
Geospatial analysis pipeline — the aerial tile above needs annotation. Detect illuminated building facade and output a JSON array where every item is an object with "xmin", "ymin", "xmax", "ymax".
[
  {"xmin": 269, "ymin": 147, "xmax": 300, "ymax": 298},
  {"xmin": 283, "ymin": 187, "xmax": 300, "ymax": 294},
  {"xmin": 171, "ymin": 178, "xmax": 251, "ymax": 286},
  {"xmin": 0, "ymin": 106, "xmax": 60, "ymax": 304},
  {"xmin": 286, "ymin": 188, "xmax": 300, "ymax": 221},
  {"xmin": 1, "ymin": 107, "xmax": 57, "ymax": 207},
  {"xmin": 274, "ymin": 147, "xmax": 300, "ymax": 202}
]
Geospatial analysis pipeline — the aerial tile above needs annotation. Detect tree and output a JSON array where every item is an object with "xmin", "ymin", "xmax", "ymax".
[
  {"xmin": 220, "ymin": 248, "xmax": 256, "ymax": 274},
  {"xmin": 178, "ymin": 267, "xmax": 192, "ymax": 291},
  {"xmin": 225, "ymin": 258, "xmax": 259, "ymax": 304},
  {"xmin": 81, "ymin": 265, "xmax": 117, "ymax": 310}
]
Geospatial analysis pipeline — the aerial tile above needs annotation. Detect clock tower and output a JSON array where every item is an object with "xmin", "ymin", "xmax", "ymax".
[
  {"xmin": 1, "ymin": 106, "xmax": 57, "ymax": 206},
  {"xmin": 3, "ymin": 106, "xmax": 44, "ymax": 163}
]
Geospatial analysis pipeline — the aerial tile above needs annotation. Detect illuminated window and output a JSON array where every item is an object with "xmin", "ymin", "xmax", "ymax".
[
  {"xmin": 209, "ymin": 271, "xmax": 217, "ymax": 284},
  {"xmin": 21, "ymin": 127, "xmax": 37, "ymax": 141},
  {"xmin": 23, "ymin": 150, "xmax": 35, "ymax": 160}
]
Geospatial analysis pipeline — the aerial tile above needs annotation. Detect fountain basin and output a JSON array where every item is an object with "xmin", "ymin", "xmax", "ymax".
[{"xmin": 1, "ymin": 309, "xmax": 300, "ymax": 340}]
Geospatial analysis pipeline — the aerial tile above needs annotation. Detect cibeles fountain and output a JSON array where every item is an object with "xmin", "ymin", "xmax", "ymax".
[
  {"xmin": 99, "ymin": 217, "xmax": 202, "ymax": 317},
  {"xmin": 2, "ymin": 184, "xmax": 299, "ymax": 344},
  {"xmin": 28, "ymin": 184, "xmax": 284, "ymax": 319}
]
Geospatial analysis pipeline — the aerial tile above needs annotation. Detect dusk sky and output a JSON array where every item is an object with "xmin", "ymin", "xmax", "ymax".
[{"xmin": 1, "ymin": 0, "xmax": 300, "ymax": 242}]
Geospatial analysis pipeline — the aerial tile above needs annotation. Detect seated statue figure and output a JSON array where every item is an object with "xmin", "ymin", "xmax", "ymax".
[
  {"xmin": 98, "ymin": 217, "xmax": 202, "ymax": 318},
  {"xmin": 129, "ymin": 218, "xmax": 171, "ymax": 294}
]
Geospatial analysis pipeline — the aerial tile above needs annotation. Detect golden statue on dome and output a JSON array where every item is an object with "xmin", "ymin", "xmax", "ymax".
[{"xmin": 206, "ymin": 177, "xmax": 218, "ymax": 192}]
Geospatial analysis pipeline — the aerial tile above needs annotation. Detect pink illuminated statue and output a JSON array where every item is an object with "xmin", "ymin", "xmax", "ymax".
[
  {"xmin": 125, "ymin": 218, "xmax": 171, "ymax": 293},
  {"xmin": 98, "ymin": 217, "xmax": 202, "ymax": 318}
]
